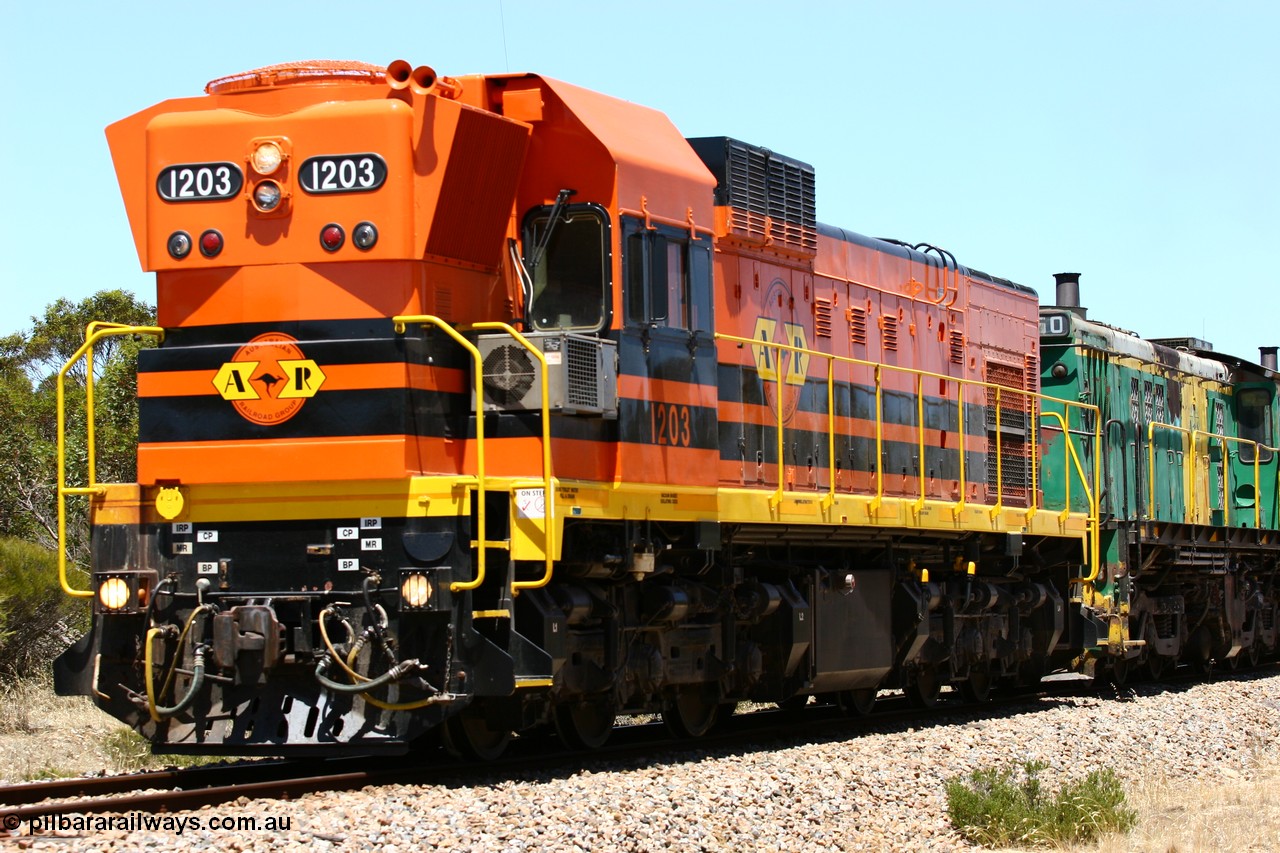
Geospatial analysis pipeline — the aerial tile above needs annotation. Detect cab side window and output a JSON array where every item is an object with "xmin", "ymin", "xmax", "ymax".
[
  {"xmin": 623, "ymin": 218, "xmax": 712, "ymax": 333},
  {"xmin": 1238, "ymin": 387, "xmax": 1274, "ymax": 463},
  {"xmin": 524, "ymin": 204, "xmax": 610, "ymax": 333}
]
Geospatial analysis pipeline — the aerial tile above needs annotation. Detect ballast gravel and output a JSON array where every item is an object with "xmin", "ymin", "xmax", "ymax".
[{"xmin": 10, "ymin": 671, "xmax": 1280, "ymax": 851}]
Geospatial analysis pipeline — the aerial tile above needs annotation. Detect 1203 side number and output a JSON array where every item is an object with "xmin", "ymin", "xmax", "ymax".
[{"xmin": 650, "ymin": 403, "xmax": 692, "ymax": 447}]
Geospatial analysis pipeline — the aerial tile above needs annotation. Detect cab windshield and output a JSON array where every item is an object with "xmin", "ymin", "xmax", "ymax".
[{"xmin": 524, "ymin": 204, "xmax": 610, "ymax": 333}]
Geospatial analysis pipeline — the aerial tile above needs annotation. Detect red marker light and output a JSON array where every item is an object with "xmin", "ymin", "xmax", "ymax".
[
  {"xmin": 320, "ymin": 224, "xmax": 345, "ymax": 252},
  {"xmin": 199, "ymin": 229, "xmax": 224, "ymax": 258}
]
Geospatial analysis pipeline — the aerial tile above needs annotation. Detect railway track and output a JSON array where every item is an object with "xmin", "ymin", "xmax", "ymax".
[{"xmin": 0, "ymin": 667, "xmax": 1268, "ymax": 822}]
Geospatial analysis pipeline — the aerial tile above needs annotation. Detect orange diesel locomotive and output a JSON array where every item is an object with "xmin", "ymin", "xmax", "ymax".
[{"xmin": 55, "ymin": 61, "xmax": 1093, "ymax": 757}]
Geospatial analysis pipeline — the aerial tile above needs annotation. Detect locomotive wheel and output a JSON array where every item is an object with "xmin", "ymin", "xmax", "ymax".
[
  {"xmin": 960, "ymin": 668, "xmax": 992, "ymax": 704},
  {"xmin": 554, "ymin": 698, "xmax": 616, "ymax": 750},
  {"xmin": 664, "ymin": 685, "xmax": 720, "ymax": 738},
  {"xmin": 836, "ymin": 688, "xmax": 877, "ymax": 716},
  {"xmin": 440, "ymin": 710, "xmax": 511, "ymax": 761},
  {"xmin": 908, "ymin": 667, "xmax": 942, "ymax": 709},
  {"xmin": 1247, "ymin": 642, "xmax": 1262, "ymax": 668},
  {"xmin": 1144, "ymin": 652, "xmax": 1168, "ymax": 681}
]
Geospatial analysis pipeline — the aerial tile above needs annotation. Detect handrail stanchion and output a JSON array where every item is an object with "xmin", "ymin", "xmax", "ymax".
[
  {"xmin": 913, "ymin": 373, "xmax": 926, "ymax": 516},
  {"xmin": 57, "ymin": 324, "xmax": 165, "ymax": 598},
  {"xmin": 953, "ymin": 380, "xmax": 966, "ymax": 518},
  {"xmin": 825, "ymin": 356, "xmax": 836, "ymax": 511},
  {"xmin": 1025, "ymin": 394, "xmax": 1040, "ymax": 524},
  {"xmin": 394, "ymin": 315, "xmax": 488, "ymax": 593},
  {"xmin": 1039, "ymin": 409, "xmax": 1099, "ymax": 585},
  {"xmin": 471, "ymin": 321, "xmax": 556, "ymax": 593},
  {"xmin": 872, "ymin": 364, "xmax": 883, "ymax": 515}
]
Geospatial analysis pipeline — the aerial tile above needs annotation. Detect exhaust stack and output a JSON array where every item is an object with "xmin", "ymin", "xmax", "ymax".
[
  {"xmin": 1261, "ymin": 346, "xmax": 1278, "ymax": 372},
  {"xmin": 1053, "ymin": 272, "xmax": 1086, "ymax": 319}
]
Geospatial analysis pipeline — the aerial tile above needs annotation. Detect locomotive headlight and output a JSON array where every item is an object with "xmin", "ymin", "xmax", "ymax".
[
  {"xmin": 253, "ymin": 180, "xmax": 283, "ymax": 211},
  {"xmin": 401, "ymin": 573, "xmax": 432, "ymax": 609},
  {"xmin": 251, "ymin": 141, "xmax": 283, "ymax": 175},
  {"xmin": 353, "ymin": 221, "xmax": 378, "ymax": 250},
  {"xmin": 167, "ymin": 231, "xmax": 192, "ymax": 259},
  {"xmin": 98, "ymin": 577, "xmax": 131, "ymax": 612}
]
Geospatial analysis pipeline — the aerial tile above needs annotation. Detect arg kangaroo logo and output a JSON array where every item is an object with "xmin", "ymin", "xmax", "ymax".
[{"xmin": 212, "ymin": 332, "xmax": 326, "ymax": 425}]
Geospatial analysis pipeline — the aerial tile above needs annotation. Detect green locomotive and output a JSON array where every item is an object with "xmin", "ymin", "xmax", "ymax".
[{"xmin": 1039, "ymin": 273, "xmax": 1279, "ymax": 680}]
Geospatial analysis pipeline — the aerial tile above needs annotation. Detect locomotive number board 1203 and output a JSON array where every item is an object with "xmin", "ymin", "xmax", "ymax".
[
  {"xmin": 299, "ymin": 154, "xmax": 387, "ymax": 194},
  {"xmin": 156, "ymin": 162, "xmax": 244, "ymax": 202}
]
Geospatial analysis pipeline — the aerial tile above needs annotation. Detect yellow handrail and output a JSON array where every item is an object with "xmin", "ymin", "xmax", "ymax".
[
  {"xmin": 913, "ymin": 373, "xmax": 926, "ymax": 516},
  {"xmin": 393, "ymin": 315, "xmax": 488, "ymax": 593},
  {"xmin": 1193, "ymin": 431, "xmax": 1263, "ymax": 528},
  {"xmin": 872, "ymin": 364, "xmax": 884, "ymax": 515},
  {"xmin": 1146, "ymin": 421, "xmax": 1192, "ymax": 521},
  {"xmin": 1039, "ymin": 409, "xmax": 1100, "ymax": 584},
  {"xmin": 716, "ymin": 331, "xmax": 1099, "ymax": 534},
  {"xmin": 1025, "ymin": 395, "xmax": 1040, "ymax": 523},
  {"xmin": 470, "ymin": 321, "xmax": 556, "ymax": 593},
  {"xmin": 57, "ymin": 323, "xmax": 165, "ymax": 598},
  {"xmin": 952, "ymin": 375, "xmax": 967, "ymax": 518}
]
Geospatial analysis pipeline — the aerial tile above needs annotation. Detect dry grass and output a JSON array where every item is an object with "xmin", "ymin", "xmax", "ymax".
[
  {"xmin": 984, "ymin": 735, "xmax": 1280, "ymax": 853},
  {"xmin": 0, "ymin": 673, "xmax": 158, "ymax": 782},
  {"xmin": 1082, "ymin": 766, "xmax": 1280, "ymax": 853}
]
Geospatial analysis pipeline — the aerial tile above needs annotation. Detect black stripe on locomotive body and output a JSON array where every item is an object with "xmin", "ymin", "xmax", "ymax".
[
  {"xmin": 139, "ymin": 321, "xmax": 726, "ymax": 451},
  {"xmin": 717, "ymin": 420, "xmax": 986, "ymax": 489},
  {"xmin": 615, "ymin": 327, "xmax": 719, "ymax": 386},
  {"xmin": 139, "ymin": 389, "xmax": 430, "ymax": 442},
  {"xmin": 716, "ymin": 363, "xmax": 989, "ymax": 438},
  {"xmin": 139, "ymin": 318, "xmax": 432, "ymax": 366}
]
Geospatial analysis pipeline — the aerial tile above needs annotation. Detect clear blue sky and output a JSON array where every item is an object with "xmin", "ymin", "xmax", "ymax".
[{"xmin": 3, "ymin": 1, "xmax": 1276, "ymax": 361}]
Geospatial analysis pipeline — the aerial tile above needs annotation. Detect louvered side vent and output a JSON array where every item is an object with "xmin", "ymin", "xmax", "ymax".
[
  {"xmin": 950, "ymin": 330, "xmax": 965, "ymax": 364},
  {"xmin": 848, "ymin": 306, "xmax": 868, "ymax": 346},
  {"xmin": 985, "ymin": 362, "xmax": 1029, "ymax": 431},
  {"xmin": 691, "ymin": 137, "xmax": 816, "ymax": 253},
  {"xmin": 565, "ymin": 336, "xmax": 601, "ymax": 410},
  {"xmin": 766, "ymin": 155, "xmax": 817, "ymax": 251},
  {"xmin": 984, "ymin": 360, "xmax": 1032, "ymax": 505},
  {"xmin": 814, "ymin": 298, "xmax": 834, "ymax": 338},
  {"xmin": 880, "ymin": 315, "xmax": 899, "ymax": 351},
  {"xmin": 728, "ymin": 143, "xmax": 768, "ymax": 238}
]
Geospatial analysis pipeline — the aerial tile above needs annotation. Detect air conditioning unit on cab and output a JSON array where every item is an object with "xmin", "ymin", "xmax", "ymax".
[{"xmin": 476, "ymin": 332, "xmax": 618, "ymax": 418}]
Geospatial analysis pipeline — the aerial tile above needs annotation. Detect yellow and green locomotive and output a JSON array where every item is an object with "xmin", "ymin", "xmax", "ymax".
[{"xmin": 1040, "ymin": 274, "xmax": 1279, "ymax": 681}]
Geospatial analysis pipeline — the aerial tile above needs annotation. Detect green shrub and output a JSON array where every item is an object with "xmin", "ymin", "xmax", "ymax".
[
  {"xmin": 946, "ymin": 760, "xmax": 1137, "ymax": 847},
  {"xmin": 0, "ymin": 537, "xmax": 90, "ymax": 681},
  {"xmin": 101, "ymin": 728, "xmax": 219, "ymax": 772}
]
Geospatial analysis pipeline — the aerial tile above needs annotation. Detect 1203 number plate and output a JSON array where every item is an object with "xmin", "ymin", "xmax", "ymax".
[
  {"xmin": 299, "ymin": 154, "xmax": 387, "ymax": 194},
  {"xmin": 156, "ymin": 162, "xmax": 244, "ymax": 202}
]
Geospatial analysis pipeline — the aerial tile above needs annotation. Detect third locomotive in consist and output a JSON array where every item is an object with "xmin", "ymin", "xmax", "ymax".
[{"xmin": 54, "ymin": 60, "xmax": 1279, "ymax": 758}]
